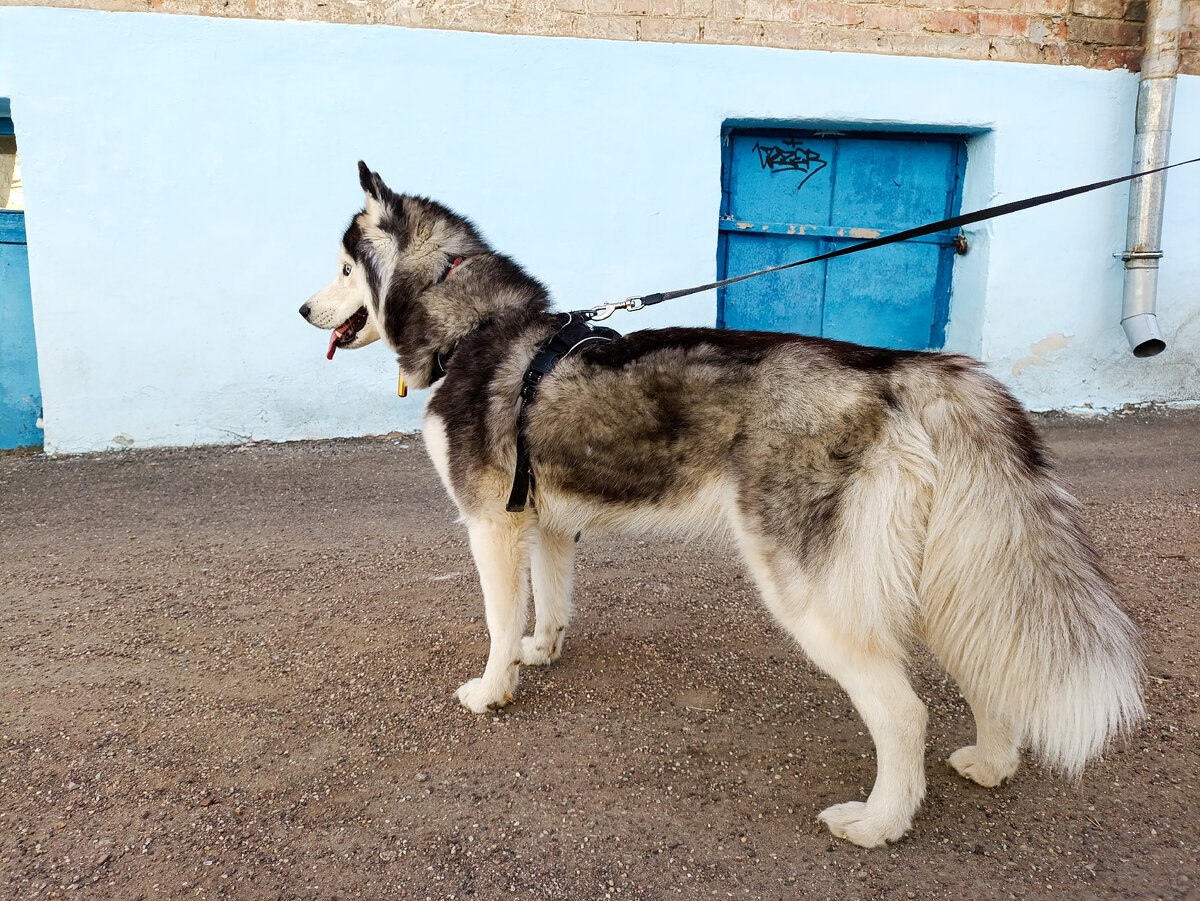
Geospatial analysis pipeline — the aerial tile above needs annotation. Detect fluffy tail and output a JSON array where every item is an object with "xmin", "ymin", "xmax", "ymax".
[{"xmin": 914, "ymin": 363, "xmax": 1144, "ymax": 775}]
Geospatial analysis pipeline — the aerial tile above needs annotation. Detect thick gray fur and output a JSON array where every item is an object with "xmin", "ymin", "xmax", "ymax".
[{"xmin": 300, "ymin": 163, "xmax": 1144, "ymax": 848}]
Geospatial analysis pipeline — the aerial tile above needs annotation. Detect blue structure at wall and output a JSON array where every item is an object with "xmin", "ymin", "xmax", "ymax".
[
  {"xmin": 717, "ymin": 128, "xmax": 967, "ymax": 350},
  {"xmin": 1, "ymin": 104, "xmax": 42, "ymax": 450}
]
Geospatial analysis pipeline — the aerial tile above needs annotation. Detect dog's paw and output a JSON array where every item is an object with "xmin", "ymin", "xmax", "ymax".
[
  {"xmin": 817, "ymin": 802, "xmax": 910, "ymax": 848},
  {"xmin": 519, "ymin": 635, "xmax": 561, "ymax": 666},
  {"xmin": 948, "ymin": 745, "xmax": 1019, "ymax": 787},
  {"xmin": 455, "ymin": 678, "xmax": 515, "ymax": 714}
]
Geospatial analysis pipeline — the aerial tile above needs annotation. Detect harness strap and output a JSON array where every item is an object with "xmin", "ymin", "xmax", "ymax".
[{"xmin": 506, "ymin": 313, "xmax": 620, "ymax": 513}]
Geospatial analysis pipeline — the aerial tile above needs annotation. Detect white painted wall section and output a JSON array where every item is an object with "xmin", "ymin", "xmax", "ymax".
[{"xmin": 0, "ymin": 7, "xmax": 1196, "ymax": 452}]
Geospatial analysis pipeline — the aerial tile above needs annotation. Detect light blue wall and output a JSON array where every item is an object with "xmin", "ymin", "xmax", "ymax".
[{"xmin": 1, "ymin": 7, "xmax": 1197, "ymax": 453}]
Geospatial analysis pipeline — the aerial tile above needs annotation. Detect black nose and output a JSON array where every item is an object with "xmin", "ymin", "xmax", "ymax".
[{"xmin": 299, "ymin": 303, "xmax": 311, "ymax": 320}]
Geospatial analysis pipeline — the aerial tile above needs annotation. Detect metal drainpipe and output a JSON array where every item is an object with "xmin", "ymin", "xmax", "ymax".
[{"xmin": 1119, "ymin": 0, "xmax": 1182, "ymax": 357}]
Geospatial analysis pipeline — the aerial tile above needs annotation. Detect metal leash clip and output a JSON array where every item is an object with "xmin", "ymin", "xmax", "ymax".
[{"xmin": 586, "ymin": 296, "xmax": 645, "ymax": 322}]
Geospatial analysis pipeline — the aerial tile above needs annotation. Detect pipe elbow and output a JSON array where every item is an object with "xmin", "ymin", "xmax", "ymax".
[{"xmin": 1121, "ymin": 312, "xmax": 1167, "ymax": 357}]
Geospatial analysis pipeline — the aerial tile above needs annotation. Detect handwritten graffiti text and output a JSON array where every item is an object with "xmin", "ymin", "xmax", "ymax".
[{"xmin": 752, "ymin": 139, "xmax": 828, "ymax": 190}]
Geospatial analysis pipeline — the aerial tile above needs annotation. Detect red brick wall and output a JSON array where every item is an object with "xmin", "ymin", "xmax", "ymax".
[{"xmin": 29, "ymin": 0, "xmax": 1200, "ymax": 74}]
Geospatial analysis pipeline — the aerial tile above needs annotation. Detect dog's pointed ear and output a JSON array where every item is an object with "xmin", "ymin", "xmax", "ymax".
[
  {"xmin": 358, "ymin": 160, "xmax": 390, "ymax": 219},
  {"xmin": 358, "ymin": 160, "xmax": 379, "ymax": 198}
]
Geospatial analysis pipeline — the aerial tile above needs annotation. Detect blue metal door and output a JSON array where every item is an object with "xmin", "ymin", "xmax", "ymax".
[
  {"xmin": 1, "ymin": 109, "xmax": 41, "ymax": 450},
  {"xmin": 717, "ymin": 129, "xmax": 966, "ymax": 350}
]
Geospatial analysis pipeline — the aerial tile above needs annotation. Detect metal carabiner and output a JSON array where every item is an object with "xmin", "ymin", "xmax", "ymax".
[{"xmin": 587, "ymin": 296, "xmax": 645, "ymax": 322}]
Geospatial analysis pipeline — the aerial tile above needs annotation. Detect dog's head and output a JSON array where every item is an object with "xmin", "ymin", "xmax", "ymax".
[
  {"xmin": 300, "ymin": 161, "xmax": 488, "ymax": 361},
  {"xmin": 299, "ymin": 162, "xmax": 399, "ymax": 359}
]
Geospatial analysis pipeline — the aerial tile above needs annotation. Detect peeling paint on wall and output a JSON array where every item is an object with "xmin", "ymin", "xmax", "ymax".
[{"xmin": 1012, "ymin": 332, "xmax": 1075, "ymax": 377}]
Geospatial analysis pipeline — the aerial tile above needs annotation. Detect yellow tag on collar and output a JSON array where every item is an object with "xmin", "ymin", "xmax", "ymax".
[{"xmin": 397, "ymin": 370, "xmax": 408, "ymax": 398}]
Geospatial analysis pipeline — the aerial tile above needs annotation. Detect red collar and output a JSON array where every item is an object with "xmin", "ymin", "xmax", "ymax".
[{"xmin": 441, "ymin": 256, "xmax": 464, "ymax": 282}]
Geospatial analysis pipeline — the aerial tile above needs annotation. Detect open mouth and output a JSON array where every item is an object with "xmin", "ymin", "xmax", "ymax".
[{"xmin": 327, "ymin": 307, "xmax": 369, "ymax": 360}]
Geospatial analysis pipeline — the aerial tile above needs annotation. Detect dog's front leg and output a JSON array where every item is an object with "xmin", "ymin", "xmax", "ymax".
[
  {"xmin": 521, "ymin": 528, "xmax": 576, "ymax": 666},
  {"xmin": 455, "ymin": 516, "xmax": 531, "ymax": 713}
]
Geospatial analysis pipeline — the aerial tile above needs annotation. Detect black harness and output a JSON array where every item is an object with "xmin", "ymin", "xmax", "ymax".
[
  {"xmin": 424, "ymin": 310, "xmax": 619, "ymax": 514},
  {"xmin": 505, "ymin": 313, "xmax": 620, "ymax": 513},
  {"xmin": 424, "ymin": 257, "xmax": 620, "ymax": 513}
]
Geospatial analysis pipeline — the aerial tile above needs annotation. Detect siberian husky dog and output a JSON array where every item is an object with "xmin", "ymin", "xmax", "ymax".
[{"xmin": 300, "ymin": 162, "xmax": 1143, "ymax": 848}]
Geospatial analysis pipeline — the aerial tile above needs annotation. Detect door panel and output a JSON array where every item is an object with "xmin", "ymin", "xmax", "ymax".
[
  {"xmin": 1, "ymin": 210, "xmax": 41, "ymax": 450},
  {"xmin": 725, "ymin": 134, "xmax": 836, "ymax": 223},
  {"xmin": 720, "ymin": 232, "xmax": 826, "ymax": 335},
  {"xmin": 830, "ymin": 137, "xmax": 961, "ymax": 230},
  {"xmin": 718, "ymin": 129, "xmax": 965, "ymax": 350},
  {"xmin": 823, "ymin": 239, "xmax": 943, "ymax": 348}
]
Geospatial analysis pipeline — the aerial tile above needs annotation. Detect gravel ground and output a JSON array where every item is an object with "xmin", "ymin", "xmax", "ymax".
[{"xmin": 2, "ymin": 408, "xmax": 1198, "ymax": 900}]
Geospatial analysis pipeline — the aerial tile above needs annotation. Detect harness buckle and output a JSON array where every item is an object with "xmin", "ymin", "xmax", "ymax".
[{"xmin": 519, "ymin": 371, "xmax": 544, "ymax": 400}]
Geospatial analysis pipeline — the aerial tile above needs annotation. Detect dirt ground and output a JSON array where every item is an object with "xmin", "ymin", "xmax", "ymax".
[{"xmin": 2, "ymin": 407, "xmax": 1198, "ymax": 900}]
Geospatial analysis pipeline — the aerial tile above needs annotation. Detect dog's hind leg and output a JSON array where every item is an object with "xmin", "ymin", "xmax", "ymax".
[
  {"xmin": 521, "ymin": 528, "xmax": 575, "ymax": 666},
  {"xmin": 730, "ymin": 419, "xmax": 934, "ymax": 846},
  {"xmin": 734, "ymin": 531, "xmax": 927, "ymax": 848},
  {"xmin": 948, "ymin": 701, "xmax": 1021, "ymax": 787},
  {"xmin": 456, "ymin": 516, "xmax": 532, "ymax": 713},
  {"xmin": 797, "ymin": 608, "xmax": 928, "ymax": 848}
]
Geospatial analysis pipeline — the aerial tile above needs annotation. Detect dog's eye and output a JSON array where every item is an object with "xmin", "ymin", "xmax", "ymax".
[{"xmin": 342, "ymin": 263, "xmax": 352, "ymax": 277}]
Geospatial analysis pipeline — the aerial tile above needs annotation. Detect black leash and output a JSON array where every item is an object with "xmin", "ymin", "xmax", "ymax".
[
  {"xmin": 583, "ymin": 156, "xmax": 1200, "ymax": 321},
  {"xmin": 502, "ymin": 157, "xmax": 1198, "ymax": 516}
]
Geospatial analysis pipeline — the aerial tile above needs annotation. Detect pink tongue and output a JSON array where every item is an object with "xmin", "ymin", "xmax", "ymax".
[{"xmin": 327, "ymin": 322, "xmax": 351, "ymax": 361}]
